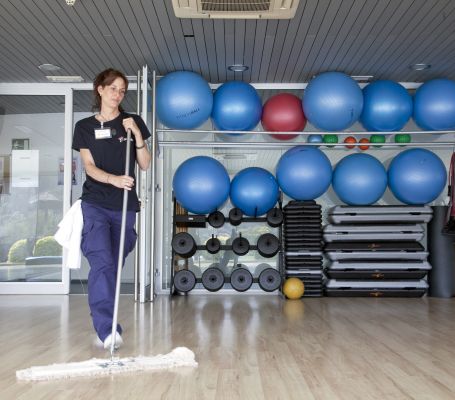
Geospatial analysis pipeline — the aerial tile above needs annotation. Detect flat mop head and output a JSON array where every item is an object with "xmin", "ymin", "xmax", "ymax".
[{"xmin": 16, "ymin": 347, "xmax": 197, "ymax": 381}]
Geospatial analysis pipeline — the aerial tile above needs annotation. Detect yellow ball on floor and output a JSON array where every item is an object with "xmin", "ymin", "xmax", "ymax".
[{"xmin": 283, "ymin": 277, "xmax": 305, "ymax": 299}]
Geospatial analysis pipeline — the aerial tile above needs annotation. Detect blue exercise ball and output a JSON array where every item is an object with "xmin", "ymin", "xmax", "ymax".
[
  {"xmin": 388, "ymin": 148, "xmax": 447, "ymax": 204},
  {"xmin": 276, "ymin": 146, "xmax": 332, "ymax": 200},
  {"xmin": 333, "ymin": 153, "xmax": 387, "ymax": 205},
  {"xmin": 173, "ymin": 156, "xmax": 230, "ymax": 214},
  {"xmin": 212, "ymin": 81, "xmax": 262, "ymax": 131},
  {"xmin": 414, "ymin": 78, "xmax": 455, "ymax": 130},
  {"xmin": 156, "ymin": 71, "xmax": 213, "ymax": 129},
  {"xmin": 230, "ymin": 167, "xmax": 279, "ymax": 217},
  {"xmin": 360, "ymin": 80, "xmax": 413, "ymax": 131},
  {"xmin": 303, "ymin": 72, "xmax": 363, "ymax": 131}
]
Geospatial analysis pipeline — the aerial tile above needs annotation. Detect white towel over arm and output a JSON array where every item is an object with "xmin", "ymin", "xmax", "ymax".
[{"xmin": 54, "ymin": 200, "xmax": 83, "ymax": 269}]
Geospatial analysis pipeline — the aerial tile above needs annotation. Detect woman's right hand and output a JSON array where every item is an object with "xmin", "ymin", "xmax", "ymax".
[{"xmin": 108, "ymin": 174, "xmax": 135, "ymax": 190}]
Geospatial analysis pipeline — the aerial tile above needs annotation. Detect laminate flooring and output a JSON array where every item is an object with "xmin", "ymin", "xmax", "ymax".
[{"xmin": 1, "ymin": 294, "xmax": 455, "ymax": 399}]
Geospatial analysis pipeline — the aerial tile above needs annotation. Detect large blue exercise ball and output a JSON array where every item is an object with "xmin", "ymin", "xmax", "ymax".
[
  {"xmin": 303, "ymin": 72, "xmax": 363, "ymax": 131},
  {"xmin": 276, "ymin": 146, "xmax": 332, "ymax": 200},
  {"xmin": 333, "ymin": 154, "xmax": 387, "ymax": 205},
  {"xmin": 388, "ymin": 148, "xmax": 447, "ymax": 204},
  {"xmin": 360, "ymin": 80, "xmax": 413, "ymax": 131},
  {"xmin": 413, "ymin": 78, "xmax": 455, "ymax": 130},
  {"xmin": 173, "ymin": 156, "xmax": 230, "ymax": 214},
  {"xmin": 230, "ymin": 167, "xmax": 279, "ymax": 217},
  {"xmin": 212, "ymin": 81, "xmax": 262, "ymax": 131},
  {"xmin": 156, "ymin": 71, "xmax": 213, "ymax": 129}
]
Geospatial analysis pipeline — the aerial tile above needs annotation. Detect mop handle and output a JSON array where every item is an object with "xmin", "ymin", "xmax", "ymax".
[{"xmin": 110, "ymin": 128, "xmax": 132, "ymax": 358}]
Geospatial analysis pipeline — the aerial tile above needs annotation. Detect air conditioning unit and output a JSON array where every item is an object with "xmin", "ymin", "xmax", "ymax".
[{"xmin": 172, "ymin": 0, "xmax": 299, "ymax": 19}]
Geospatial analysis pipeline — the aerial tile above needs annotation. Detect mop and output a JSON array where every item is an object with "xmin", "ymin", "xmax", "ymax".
[{"xmin": 16, "ymin": 129, "xmax": 197, "ymax": 381}]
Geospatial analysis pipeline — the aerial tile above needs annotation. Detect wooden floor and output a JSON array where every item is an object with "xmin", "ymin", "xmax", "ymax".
[{"xmin": 1, "ymin": 294, "xmax": 455, "ymax": 399}]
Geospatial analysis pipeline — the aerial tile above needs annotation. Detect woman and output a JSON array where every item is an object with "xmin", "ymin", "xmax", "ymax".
[{"xmin": 72, "ymin": 68, "xmax": 151, "ymax": 349}]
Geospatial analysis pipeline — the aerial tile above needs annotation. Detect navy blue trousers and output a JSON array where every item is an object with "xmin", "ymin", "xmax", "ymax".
[{"xmin": 81, "ymin": 201, "xmax": 137, "ymax": 341}]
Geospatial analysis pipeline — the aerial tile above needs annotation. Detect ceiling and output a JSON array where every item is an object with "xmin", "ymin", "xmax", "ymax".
[{"xmin": 0, "ymin": 0, "xmax": 454, "ymax": 86}]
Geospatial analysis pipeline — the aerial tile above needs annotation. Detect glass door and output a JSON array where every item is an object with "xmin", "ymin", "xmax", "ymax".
[
  {"xmin": 0, "ymin": 86, "xmax": 73, "ymax": 294},
  {"xmin": 69, "ymin": 80, "xmax": 141, "ymax": 296}
]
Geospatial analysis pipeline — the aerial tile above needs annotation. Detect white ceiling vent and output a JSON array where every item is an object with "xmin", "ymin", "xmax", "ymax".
[{"xmin": 172, "ymin": 0, "xmax": 299, "ymax": 19}]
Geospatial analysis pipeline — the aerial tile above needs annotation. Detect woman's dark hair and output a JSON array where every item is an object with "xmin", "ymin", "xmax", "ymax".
[{"xmin": 92, "ymin": 68, "xmax": 128, "ymax": 112}]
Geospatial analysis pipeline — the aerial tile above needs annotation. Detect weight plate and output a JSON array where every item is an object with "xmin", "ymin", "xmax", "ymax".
[
  {"xmin": 258, "ymin": 268, "xmax": 282, "ymax": 292},
  {"xmin": 208, "ymin": 211, "xmax": 225, "ymax": 228},
  {"xmin": 206, "ymin": 237, "xmax": 221, "ymax": 254},
  {"xmin": 257, "ymin": 233, "xmax": 280, "ymax": 258},
  {"xmin": 232, "ymin": 236, "xmax": 250, "ymax": 255},
  {"xmin": 201, "ymin": 267, "xmax": 225, "ymax": 292},
  {"xmin": 266, "ymin": 208, "xmax": 284, "ymax": 227},
  {"xmin": 230, "ymin": 267, "xmax": 253, "ymax": 292},
  {"xmin": 171, "ymin": 232, "xmax": 197, "ymax": 258},
  {"xmin": 229, "ymin": 208, "xmax": 243, "ymax": 226},
  {"xmin": 174, "ymin": 270, "xmax": 196, "ymax": 293}
]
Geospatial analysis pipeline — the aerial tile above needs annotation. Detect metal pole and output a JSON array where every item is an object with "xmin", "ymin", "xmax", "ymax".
[
  {"xmin": 149, "ymin": 70, "xmax": 157, "ymax": 302},
  {"xmin": 110, "ymin": 128, "xmax": 131, "ymax": 358},
  {"xmin": 158, "ymin": 141, "xmax": 455, "ymax": 149},
  {"xmin": 134, "ymin": 69, "xmax": 141, "ymax": 303}
]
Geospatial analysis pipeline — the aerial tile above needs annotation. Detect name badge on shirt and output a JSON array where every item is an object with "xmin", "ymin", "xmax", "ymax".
[{"xmin": 94, "ymin": 128, "xmax": 112, "ymax": 139}]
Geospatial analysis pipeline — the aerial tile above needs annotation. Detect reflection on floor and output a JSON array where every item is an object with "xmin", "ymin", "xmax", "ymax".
[{"xmin": 1, "ymin": 295, "xmax": 455, "ymax": 399}]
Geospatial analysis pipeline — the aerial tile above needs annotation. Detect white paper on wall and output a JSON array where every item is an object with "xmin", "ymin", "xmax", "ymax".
[{"xmin": 11, "ymin": 150, "xmax": 39, "ymax": 187}]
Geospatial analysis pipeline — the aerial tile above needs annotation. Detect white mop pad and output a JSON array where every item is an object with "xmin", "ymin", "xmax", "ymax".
[{"xmin": 16, "ymin": 347, "xmax": 197, "ymax": 381}]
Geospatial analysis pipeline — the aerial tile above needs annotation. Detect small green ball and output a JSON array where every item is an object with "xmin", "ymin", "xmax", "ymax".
[
  {"xmin": 394, "ymin": 134, "xmax": 411, "ymax": 145},
  {"xmin": 370, "ymin": 134, "xmax": 386, "ymax": 148},
  {"xmin": 323, "ymin": 134, "xmax": 338, "ymax": 147}
]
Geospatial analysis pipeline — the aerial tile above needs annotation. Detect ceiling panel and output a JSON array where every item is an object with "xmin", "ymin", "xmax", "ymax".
[{"xmin": 0, "ymin": 0, "xmax": 454, "ymax": 84}]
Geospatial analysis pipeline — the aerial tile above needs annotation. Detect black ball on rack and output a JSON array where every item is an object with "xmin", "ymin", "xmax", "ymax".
[
  {"xmin": 173, "ymin": 270, "xmax": 196, "ymax": 293},
  {"xmin": 229, "ymin": 208, "xmax": 243, "ymax": 226},
  {"xmin": 230, "ymin": 267, "xmax": 253, "ymax": 292},
  {"xmin": 208, "ymin": 211, "xmax": 225, "ymax": 228},
  {"xmin": 171, "ymin": 232, "xmax": 197, "ymax": 258},
  {"xmin": 232, "ymin": 235, "xmax": 250, "ymax": 256},
  {"xmin": 266, "ymin": 207, "xmax": 283, "ymax": 227}
]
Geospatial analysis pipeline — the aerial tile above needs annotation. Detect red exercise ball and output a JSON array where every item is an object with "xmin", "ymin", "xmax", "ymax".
[{"xmin": 262, "ymin": 93, "xmax": 306, "ymax": 140}]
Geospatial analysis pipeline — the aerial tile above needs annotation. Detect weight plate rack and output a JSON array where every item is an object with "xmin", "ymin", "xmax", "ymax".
[
  {"xmin": 283, "ymin": 200, "xmax": 324, "ymax": 297},
  {"xmin": 170, "ymin": 195, "xmax": 284, "ymax": 294}
]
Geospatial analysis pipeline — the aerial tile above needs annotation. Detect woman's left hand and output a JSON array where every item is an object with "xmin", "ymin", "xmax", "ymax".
[{"xmin": 122, "ymin": 117, "xmax": 141, "ymax": 139}]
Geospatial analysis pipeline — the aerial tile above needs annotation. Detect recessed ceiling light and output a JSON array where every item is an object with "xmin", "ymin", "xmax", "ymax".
[
  {"xmin": 46, "ymin": 75, "xmax": 84, "ymax": 83},
  {"xmin": 410, "ymin": 63, "xmax": 431, "ymax": 71},
  {"xmin": 351, "ymin": 75, "xmax": 374, "ymax": 81},
  {"xmin": 228, "ymin": 64, "xmax": 249, "ymax": 72},
  {"xmin": 38, "ymin": 63, "xmax": 62, "ymax": 72}
]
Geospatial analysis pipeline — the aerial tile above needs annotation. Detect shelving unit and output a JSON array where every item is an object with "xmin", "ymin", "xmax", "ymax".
[{"xmin": 150, "ymin": 75, "xmax": 455, "ymax": 295}]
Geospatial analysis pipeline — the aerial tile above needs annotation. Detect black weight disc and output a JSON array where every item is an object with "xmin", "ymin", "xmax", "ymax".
[
  {"xmin": 257, "ymin": 233, "xmax": 280, "ymax": 258},
  {"xmin": 174, "ymin": 270, "xmax": 196, "ymax": 293},
  {"xmin": 206, "ymin": 237, "xmax": 221, "ymax": 254},
  {"xmin": 230, "ymin": 267, "xmax": 253, "ymax": 292},
  {"xmin": 232, "ymin": 236, "xmax": 250, "ymax": 255},
  {"xmin": 171, "ymin": 232, "xmax": 197, "ymax": 258},
  {"xmin": 201, "ymin": 267, "xmax": 225, "ymax": 292},
  {"xmin": 258, "ymin": 268, "xmax": 282, "ymax": 292},
  {"xmin": 266, "ymin": 208, "xmax": 284, "ymax": 227},
  {"xmin": 208, "ymin": 211, "xmax": 225, "ymax": 228},
  {"xmin": 229, "ymin": 208, "xmax": 243, "ymax": 226}
]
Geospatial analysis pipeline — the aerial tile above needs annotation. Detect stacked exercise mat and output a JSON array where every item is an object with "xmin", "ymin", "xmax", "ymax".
[
  {"xmin": 324, "ymin": 206, "xmax": 433, "ymax": 297},
  {"xmin": 283, "ymin": 200, "xmax": 324, "ymax": 296}
]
